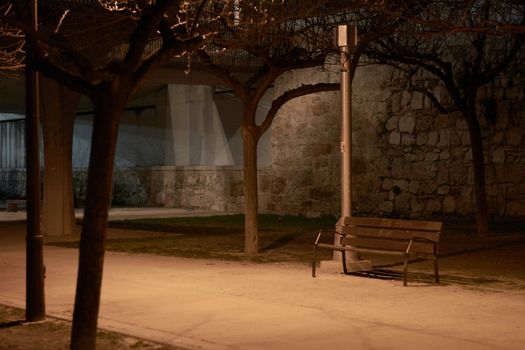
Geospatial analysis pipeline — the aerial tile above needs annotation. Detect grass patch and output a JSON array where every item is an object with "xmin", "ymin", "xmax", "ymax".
[
  {"xmin": 0, "ymin": 305, "xmax": 184, "ymax": 350},
  {"xmin": 54, "ymin": 214, "xmax": 337, "ymax": 264},
  {"xmin": 108, "ymin": 214, "xmax": 336, "ymax": 234}
]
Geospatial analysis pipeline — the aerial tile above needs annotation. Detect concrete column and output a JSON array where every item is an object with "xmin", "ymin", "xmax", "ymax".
[
  {"xmin": 166, "ymin": 85, "xmax": 234, "ymax": 166},
  {"xmin": 40, "ymin": 77, "xmax": 80, "ymax": 236}
]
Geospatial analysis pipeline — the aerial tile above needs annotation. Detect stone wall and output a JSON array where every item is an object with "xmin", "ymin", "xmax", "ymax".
[
  {"xmin": 265, "ymin": 63, "xmax": 525, "ymax": 218},
  {"xmin": 2, "ymin": 64, "xmax": 524, "ymax": 219},
  {"xmin": 258, "ymin": 66, "xmax": 341, "ymax": 217}
]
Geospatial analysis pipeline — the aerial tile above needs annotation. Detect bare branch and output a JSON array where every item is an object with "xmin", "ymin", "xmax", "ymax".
[{"xmin": 258, "ymin": 82, "xmax": 339, "ymax": 137}]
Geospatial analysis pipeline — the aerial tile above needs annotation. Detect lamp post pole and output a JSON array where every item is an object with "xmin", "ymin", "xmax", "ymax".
[
  {"xmin": 335, "ymin": 25, "xmax": 357, "ymax": 260},
  {"xmin": 25, "ymin": 0, "xmax": 45, "ymax": 322},
  {"xmin": 338, "ymin": 25, "xmax": 357, "ymax": 219}
]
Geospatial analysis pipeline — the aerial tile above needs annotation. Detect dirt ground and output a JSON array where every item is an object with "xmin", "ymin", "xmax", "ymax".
[{"xmin": 0, "ymin": 304, "xmax": 181, "ymax": 350}]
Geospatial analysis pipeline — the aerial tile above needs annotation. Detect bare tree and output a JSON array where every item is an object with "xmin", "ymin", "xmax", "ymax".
[
  {"xmin": 364, "ymin": 0, "xmax": 525, "ymax": 237},
  {"xmin": 191, "ymin": 1, "xmax": 378, "ymax": 254},
  {"xmin": 189, "ymin": 0, "xmax": 433, "ymax": 254},
  {"xmin": 9, "ymin": 1, "xmax": 208, "ymax": 348},
  {"xmin": 0, "ymin": 2, "xmax": 24, "ymax": 76}
]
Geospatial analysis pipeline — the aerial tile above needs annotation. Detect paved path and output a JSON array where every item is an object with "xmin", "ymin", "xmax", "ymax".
[{"xmin": 1, "ymin": 218, "xmax": 525, "ymax": 349}]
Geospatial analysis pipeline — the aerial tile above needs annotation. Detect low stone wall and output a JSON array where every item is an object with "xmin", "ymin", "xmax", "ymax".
[
  {"xmin": 111, "ymin": 166, "xmax": 248, "ymax": 212},
  {"xmin": 72, "ymin": 166, "xmax": 251, "ymax": 212},
  {"xmin": 0, "ymin": 169, "xmax": 26, "ymax": 200}
]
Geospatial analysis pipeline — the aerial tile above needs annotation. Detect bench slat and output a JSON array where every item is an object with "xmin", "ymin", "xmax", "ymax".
[
  {"xmin": 341, "ymin": 226, "xmax": 440, "ymax": 242},
  {"xmin": 342, "ymin": 216, "xmax": 442, "ymax": 231},
  {"xmin": 341, "ymin": 237, "xmax": 435, "ymax": 254}
]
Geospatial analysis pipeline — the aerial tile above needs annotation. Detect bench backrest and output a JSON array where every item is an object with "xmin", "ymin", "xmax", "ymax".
[{"xmin": 340, "ymin": 217, "xmax": 442, "ymax": 253}]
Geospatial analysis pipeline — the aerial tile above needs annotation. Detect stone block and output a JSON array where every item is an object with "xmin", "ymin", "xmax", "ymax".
[
  {"xmin": 421, "ymin": 182, "xmax": 438, "ymax": 194},
  {"xmin": 456, "ymin": 118, "xmax": 469, "ymax": 130},
  {"xmin": 433, "ymin": 85, "xmax": 446, "ymax": 105},
  {"xmin": 409, "ymin": 181, "xmax": 420, "ymax": 193},
  {"xmin": 378, "ymin": 200, "xmax": 394, "ymax": 213},
  {"xmin": 505, "ymin": 86, "xmax": 519, "ymax": 100},
  {"xmin": 401, "ymin": 134, "xmax": 416, "ymax": 145},
  {"xmin": 496, "ymin": 102, "xmax": 510, "ymax": 130},
  {"xmin": 399, "ymin": 115, "xmax": 416, "ymax": 133},
  {"xmin": 464, "ymin": 149, "xmax": 472, "ymax": 161},
  {"xmin": 424, "ymin": 199, "xmax": 442, "ymax": 214},
  {"xmin": 492, "ymin": 148, "xmax": 506, "ymax": 164},
  {"xmin": 389, "ymin": 131, "xmax": 401, "ymax": 145},
  {"xmin": 451, "ymin": 147, "xmax": 466, "ymax": 159},
  {"xmin": 385, "ymin": 116, "xmax": 398, "ymax": 131},
  {"xmin": 486, "ymin": 184, "xmax": 498, "ymax": 197},
  {"xmin": 416, "ymin": 133, "xmax": 428, "ymax": 146},
  {"xmin": 412, "ymin": 162, "xmax": 438, "ymax": 181},
  {"xmin": 493, "ymin": 87, "xmax": 505, "ymax": 100},
  {"xmin": 496, "ymin": 164, "xmax": 524, "ymax": 184},
  {"xmin": 437, "ymin": 185, "xmax": 450, "ymax": 195},
  {"xmin": 393, "ymin": 179, "xmax": 410, "ymax": 192},
  {"xmin": 438, "ymin": 129, "xmax": 451, "ymax": 147},
  {"xmin": 382, "ymin": 178, "xmax": 393, "ymax": 190},
  {"xmin": 439, "ymin": 150, "xmax": 450, "ymax": 160},
  {"xmin": 415, "ymin": 151, "xmax": 426, "ymax": 161},
  {"xmin": 461, "ymin": 131, "xmax": 471, "ymax": 145},
  {"xmin": 506, "ymin": 201, "xmax": 525, "ymax": 217},
  {"xmin": 259, "ymin": 175, "xmax": 271, "ymax": 192},
  {"xmin": 506, "ymin": 128, "xmax": 522, "ymax": 146},
  {"xmin": 442, "ymin": 196, "xmax": 456, "ymax": 214},
  {"xmin": 411, "ymin": 92, "xmax": 425, "ymax": 109},
  {"xmin": 230, "ymin": 181, "xmax": 244, "ymax": 197},
  {"xmin": 394, "ymin": 193, "xmax": 411, "ymax": 212},
  {"xmin": 424, "ymin": 95, "xmax": 432, "ymax": 109},
  {"xmin": 435, "ymin": 114, "xmax": 450, "ymax": 129},
  {"xmin": 353, "ymin": 158, "xmax": 368, "ymax": 175},
  {"xmin": 410, "ymin": 198, "xmax": 424, "ymax": 213},
  {"xmin": 401, "ymin": 90, "xmax": 412, "ymax": 108},
  {"xmin": 424, "ymin": 152, "xmax": 439, "ymax": 162},
  {"xmin": 427, "ymin": 131, "xmax": 439, "ymax": 146},
  {"xmin": 309, "ymin": 187, "xmax": 334, "ymax": 201},
  {"xmin": 404, "ymin": 153, "xmax": 417, "ymax": 162}
]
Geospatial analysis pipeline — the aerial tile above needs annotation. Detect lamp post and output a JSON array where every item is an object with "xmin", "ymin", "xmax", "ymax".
[
  {"xmin": 25, "ymin": 0, "xmax": 45, "ymax": 322},
  {"xmin": 335, "ymin": 25, "xmax": 357, "ymax": 261},
  {"xmin": 337, "ymin": 25, "xmax": 357, "ymax": 219}
]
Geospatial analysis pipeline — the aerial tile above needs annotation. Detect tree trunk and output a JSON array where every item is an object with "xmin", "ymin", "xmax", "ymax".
[
  {"xmin": 465, "ymin": 104, "xmax": 490, "ymax": 238},
  {"xmin": 242, "ymin": 117, "xmax": 259, "ymax": 255},
  {"xmin": 70, "ymin": 94, "xmax": 123, "ymax": 350}
]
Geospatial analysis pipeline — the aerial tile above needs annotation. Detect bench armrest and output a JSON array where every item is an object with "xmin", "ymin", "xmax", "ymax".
[
  {"xmin": 405, "ymin": 236, "xmax": 439, "ymax": 255},
  {"xmin": 314, "ymin": 230, "xmax": 345, "ymax": 246}
]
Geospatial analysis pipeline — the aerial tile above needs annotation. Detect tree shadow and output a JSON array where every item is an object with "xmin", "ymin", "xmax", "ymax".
[
  {"xmin": 0, "ymin": 319, "xmax": 24, "ymax": 329},
  {"xmin": 259, "ymin": 231, "xmax": 306, "ymax": 253}
]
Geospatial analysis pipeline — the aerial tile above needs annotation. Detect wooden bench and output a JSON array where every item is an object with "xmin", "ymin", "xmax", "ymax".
[
  {"xmin": 312, "ymin": 217, "xmax": 442, "ymax": 286},
  {"xmin": 6, "ymin": 199, "xmax": 27, "ymax": 212}
]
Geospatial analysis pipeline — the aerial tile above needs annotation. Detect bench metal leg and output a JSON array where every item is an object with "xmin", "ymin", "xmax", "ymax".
[
  {"xmin": 312, "ymin": 245, "xmax": 318, "ymax": 277},
  {"xmin": 403, "ymin": 255, "xmax": 409, "ymax": 287},
  {"xmin": 341, "ymin": 250, "xmax": 348, "ymax": 275},
  {"xmin": 434, "ymin": 257, "xmax": 439, "ymax": 284}
]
